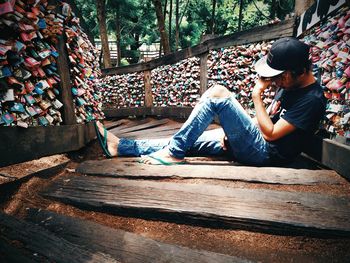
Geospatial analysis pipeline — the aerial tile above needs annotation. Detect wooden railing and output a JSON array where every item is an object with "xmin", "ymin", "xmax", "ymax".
[{"xmin": 101, "ymin": 19, "xmax": 295, "ymax": 113}]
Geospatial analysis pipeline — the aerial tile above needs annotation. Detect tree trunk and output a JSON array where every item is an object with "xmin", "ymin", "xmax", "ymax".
[
  {"xmin": 169, "ymin": 0, "xmax": 173, "ymax": 51},
  {"xmin": 238, "ymin": 0, "xmax": 243, "ymax": 31},
  {"xmin": 175, "ymin": 0, "xmax": 179, "ymax": 50},
  {"xmin": 210, "ymin": 0, "xmax": 216, "ymax": 34},
  {"xmin": 152, "ymin": 0, "xmax": 171, "ymax": 55},
  {"xmin": 159, "ymin": 0, "xmax": 168, "ymax": 57},
  {"xmin": 115, "ymin": 3, "xmax": 121, "ymax": 66},
  {"xmin": 96, "ymin": 0, "xmax": 111, "ymax": 68},
  {"xmin": 270, "ymin": 0, "xmax": 276, "ymax": 19},
  {"xmin": 294, "ymin": 0, "xmax": 315, "ymax": 16}
]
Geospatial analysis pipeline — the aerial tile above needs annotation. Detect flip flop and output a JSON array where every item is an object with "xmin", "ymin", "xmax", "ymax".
[
  {"xmin": 139, "ymin": 155, "xmax": 186, "ymax": 166},
  {"xmin": 93, "ymin": 122, "xmax": 113, "ymax": 158}
]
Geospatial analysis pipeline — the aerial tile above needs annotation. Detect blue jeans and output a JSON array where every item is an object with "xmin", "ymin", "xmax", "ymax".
[{"xmin": 118, "ymin": 93, "xmax": 271, "ymax": 165}]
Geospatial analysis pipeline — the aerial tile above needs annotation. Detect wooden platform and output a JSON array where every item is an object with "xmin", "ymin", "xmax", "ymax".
[
  {"xmin": 42, "ymin": 175, "xmax": 350, "ymax": 237},
  {"xmin": 3, "ymin": 117, "xmax": 350, "ymax": 261},
  {"xmin": 47, "ymin": 118, "xmax": 347, "ymax": 239}
]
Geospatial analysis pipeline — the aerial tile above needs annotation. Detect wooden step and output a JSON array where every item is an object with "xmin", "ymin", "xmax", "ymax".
[
  {"xmin": 111, "ymin": 118, "xmax": 170, "ymax": 134},
  {"xmin": 26, "ymin": 208, "xmax": 252, "ymax": 263},
  {"xmin": 0, "ymin": 212, "xmax": 118, "ymax": 263},
  {"xmin": 42, "ymin": 175, "xmax": 350, "ymax": 237},
  {"xmin": 76, "ymin": 158, "xmax": 342, "ymax": 185}
]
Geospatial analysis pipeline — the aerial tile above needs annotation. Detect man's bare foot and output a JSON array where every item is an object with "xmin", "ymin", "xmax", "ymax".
[
  {"xmin": 96, "ymin": 121, "xmax": 119, "ymax": 157},
  {"xmin": 140, "ymin": 148, "xmax": 185, "ymax": 165}
]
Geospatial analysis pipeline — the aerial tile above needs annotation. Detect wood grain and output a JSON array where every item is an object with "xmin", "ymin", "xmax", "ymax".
[
  {"xmin": 0, "ymin": 212, "xmax": 118, "ymax": 263},
  {"xmin": 26, "ymin": 208, "xmax": 251, "ymax": 263},
  {"xmin": 76, "ymin": 158, "xmax": 342, "ymax": 185},
  {"xmin": 42, "ymin": 176, "xmax": 350, "ymax": 237}
]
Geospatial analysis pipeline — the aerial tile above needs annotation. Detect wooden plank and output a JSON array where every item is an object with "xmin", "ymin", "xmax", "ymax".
[
  {"xmin": 104, "ymin": 119, "xmax": 132, "ymax": 129},
  {"xmin": 26, "ymin": 208, "xmax": 251, "ymax": 263},
  {"xmin": 0, "ymin": 123, "xmax": 95, "ymax": 167},
  {"xmin": 0, "ymin": 212, "xmax": 119, "ymax": 263},
  {"xmin": 76, "ymin": 159, "xmax": 342, "ymax": 185},
  {"xmin": 102, "ymin": 19, "xmax": 294, "ymax": 75},
  {"xmin": 110, "ymin": 118, "xmax": 170, "ymax": 134},
  {"xmin": 143, "ymin": 70, "xmax": 153, "ymax": 107},
  {"xmin": 207, "ymin": 19, "xmax": 295, "ymax": 51},
  {"xmin": 104, "ymin": 107, "xmax": 152, "ymax": 118},
  {"xmin": 42, "ymin": 176, "xmax": 350, "ymax": 237},
  {"xmin": 116, "ymin": 122, "xmax": 182, "ymax": 138},
  {"xmin": 56, "ymin": 35, "xmax": 76, "ymax": 125},
  {"xmin": 103, "ymin": 107, "xmax": 193, "ymax": 119},
  {"xmin": 0, "ymin": 155, "xmax": 69, "ymax": 184},
  {"xmin": 322, "ymin": 139, "xmax": 350, "ymax": 180},
  {"xmin": 200, "ymin": 51, "xmax": 209, "ymax": 95},
  {"xmin": 303, "ymin": 137, "xmax": 350, "ymax": 180},
  {"xmin": 110, "ymin": 118, "xmax": 153, "ymax": 133},
  {"xmin": 0, "ymin": 238, "xmax": 37, "ymax": 263}
]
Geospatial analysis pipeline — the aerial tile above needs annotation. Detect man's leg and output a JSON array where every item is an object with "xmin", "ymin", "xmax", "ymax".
[
  {"xmin": 95, "ymin": 121, "xmax": 223, "ymax": 158},
  {"xmin": 95, "ymin": 121, "xmax": 169, "ymax": 157},
  {"xmin": 215, "ymin": 93, "xmax": 270, "ymax": 165},
  {"xmin": 142, "ymin": 85, "xmax": 269, "ymax": 165}
]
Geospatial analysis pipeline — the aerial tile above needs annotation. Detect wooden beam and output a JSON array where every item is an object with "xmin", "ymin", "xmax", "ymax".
[
  {"xmin": 103, "ymin": 106, "xmax": 193, "ymax": 119},
  {"xmin": 43, "ymin": 176, "xmax": 350, "ymax": 237},
  {"xmin": 303, "ymin": 137, "xmax": 350, "ymax": 180},
  {"xmin": 143, "ymin": 70, "xmax": 153, "ymax": 107},
  {"xmin": 199, "ymin": 51, "xmax": 208, "ymax": 95},
  {"xmin": 321, "ymin": 139, "xmax": 350, "ymax": 180},
  {"xmin": 0, "ymin": 212, "xmax": 118, "ymax": 263},
  {"xmin": 27, "ymin": 209, "xmax": 250, "ymax": 263},
  {"xmin": 207, "ymin": 19, "xmax": 295, "ymax": 51},
  {"xmin": 76, "ymin": 159, "xmax": 342, "ymax": 185},
  {"xmin": 0, "ymin": 123, "xmax": 95, "ymax": 167},
  {"xmin": 102, "ymin": 19, "xmax": 295, "ymax": 76},
  {"xmin": 109, "ymin": 118, "xmax": 169, "ymax": 134},
  {"xmin": 0, "ymin": 238, "xmax": 37, "ymax": 263},
  {"xmin": 56, "ymin": 35, "xmax": 76, "ymax": 125}
]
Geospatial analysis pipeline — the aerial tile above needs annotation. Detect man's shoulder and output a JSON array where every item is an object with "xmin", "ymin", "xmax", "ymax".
[{"xmin": 296, "ymin": 82, "xmax": 325, "ymax": 102}]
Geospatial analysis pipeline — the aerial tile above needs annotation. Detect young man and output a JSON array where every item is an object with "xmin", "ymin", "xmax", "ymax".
[{"xmin": 95, "ymin": 37, "xmax": 326, "ymax": 166}]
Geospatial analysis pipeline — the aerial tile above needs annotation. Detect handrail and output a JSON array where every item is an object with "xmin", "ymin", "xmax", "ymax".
[{"xmin": 102, "ymin": 19, "xmax": 295, "ymax": 76}]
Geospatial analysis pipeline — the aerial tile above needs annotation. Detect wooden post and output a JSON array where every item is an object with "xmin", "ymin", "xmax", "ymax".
[
  {"xmin": 199, "ymin": 52, "xmax": 208, "ymax": 95},
  {"xmin": 294, "ymin": 0, "xmax": 315, "ymax": 16},
  {"xmin": 56, "ymin": 36, "xmax": 76, "ymax": 125},
  {"xmin": 143, "ymin": 70, "xmax": 153, "ymax": 107}
]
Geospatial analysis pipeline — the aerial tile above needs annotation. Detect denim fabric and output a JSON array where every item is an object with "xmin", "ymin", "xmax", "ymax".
[
  {"xmin": 117, "ymin": 129, "xmax": 225, "ymax": 157},
  {"xmin": 118, "ymin": 93, "xmax": 271, "ymax": 165}
]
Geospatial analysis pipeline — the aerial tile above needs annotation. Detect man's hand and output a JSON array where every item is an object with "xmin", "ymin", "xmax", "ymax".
[{"xmin": 252, "ymin": 78, "xmax": 271, "ymax": 99}]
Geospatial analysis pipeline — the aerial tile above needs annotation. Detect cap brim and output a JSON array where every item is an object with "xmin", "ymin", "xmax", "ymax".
[{"xmin": 254, "ymin": 57, "xmax": 284, "ymax": 78}]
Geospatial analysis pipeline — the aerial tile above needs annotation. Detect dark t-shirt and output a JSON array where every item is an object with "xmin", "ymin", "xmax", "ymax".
[{"xmin": 268, "ymin": 82, "xmax": 326, "ymax": 164}]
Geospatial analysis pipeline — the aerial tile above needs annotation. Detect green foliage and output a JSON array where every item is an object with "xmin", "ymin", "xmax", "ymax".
[
  {"xmin": 75, "ymin": 0, "xmax": 295, "ymax": 61},
  {"xmin": 75, "ymin": 0, "xmax": 99, "ymax": 37}
]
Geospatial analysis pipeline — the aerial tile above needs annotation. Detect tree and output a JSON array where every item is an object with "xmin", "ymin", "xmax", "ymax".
[
  {"xmin": 115, "ymin": 2, "xmax": 121, "ymax": 66},
  {"xmin": 210, "ymin": 0, "xmax": 217, "ymax": 34},
  {"xmin": 96, "ymin": 0, "xmax": 111, "ymax": 68},
  {"xmin": 175, "ymin": 0, "xmax": 180, "ymax": 50},
  {"xmin": 152, "ymin": 0, "xmax": 171, "ymax": 55},
  {"xmin": 76, "ymin": 0, "xmax": 295, "ymax": 64}
]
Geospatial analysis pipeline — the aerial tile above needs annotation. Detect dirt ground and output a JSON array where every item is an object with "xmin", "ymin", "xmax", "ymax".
[{"xmin": 1, "ymin": 140, "xmax": 350, "ymax": 263}]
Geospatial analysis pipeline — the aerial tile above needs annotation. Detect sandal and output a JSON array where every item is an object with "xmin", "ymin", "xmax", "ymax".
[{"xmin": 93, "ymin": 122, "xmax": 113, "ymax": 158}]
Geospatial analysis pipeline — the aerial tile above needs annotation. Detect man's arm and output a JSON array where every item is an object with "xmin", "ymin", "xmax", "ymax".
[{"xmin": 252, "ymin": 78, "xmax": 296, "ymax": 141}]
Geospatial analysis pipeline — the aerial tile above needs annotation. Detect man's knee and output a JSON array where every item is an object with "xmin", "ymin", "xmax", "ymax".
[{"xmin": 206, "ymin": 85, "xmax": 231, "ymax": 98}]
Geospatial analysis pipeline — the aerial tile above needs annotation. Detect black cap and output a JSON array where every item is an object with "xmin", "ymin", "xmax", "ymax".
[{"xmin": 255, "ymin": 37, "xmax": 310, "ymax": 77}]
